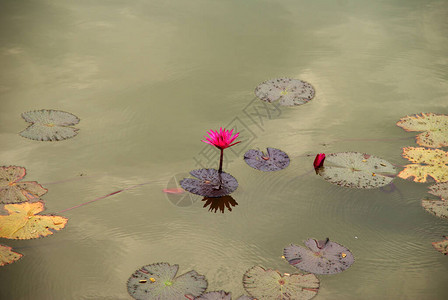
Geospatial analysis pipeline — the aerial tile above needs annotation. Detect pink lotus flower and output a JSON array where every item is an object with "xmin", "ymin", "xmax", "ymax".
[
  {"xmin": 201, "ymin": 127, "xmax": 241, "ymax": 173},
  {"xmin": 313, "ymin": 153, "xmax": 326, "ymax": 169},
  {"xmin": 201, "ymin": 127, "xmax": 241, "ymax": 150}
]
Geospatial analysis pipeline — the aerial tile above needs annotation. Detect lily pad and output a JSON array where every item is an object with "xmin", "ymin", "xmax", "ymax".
[
  {"xmin": 195, "ymin": 292, "xmax": 253, "ymax": 300},
  {"xmin": 0, "ymin": 244, "xmax": 23, "ymax": 266},
  {"xmin": 255, "ymin": 78, "xmax": 315, "ymax": 106},
  {"xmin": 421, "ymin": 198, "xmax": 448, "ymax": 220},
  {"xmin": 243, "ymin": 266, "xmax": 319, "ymax": 300},
  {"xmin": 127, "ymin": 262, "xmax": 208, "ymax": 300},
  {"xmin": 317, "ymin": 152, "xmax": 396, "ymax": 189},
  {"xmin": 0, "ymin": 166, "xmax": 47, "ymax": 204},
  {"xmin": 283, "ymin": 238, "xmax": 355, "ymax": 275},
  {"xmin": 432, "ymin": 236, "xmax": 448, "ymax": 255},
  {"xmin": 244, "ymin": 148, "xmax": 290, "ymax": 172},
  {"xmin": 20, "ymin": 109, "xmax": 80, "ymax": 141},
  {"xmin": 180, "ymin": 169, "xmax": 238, "ymax": 197},
  {"xmin": 396, "ymin": 113, "xmax": 448, "ymax": 148},
  {"xmin": 398, "ymin": 147, "xmax": 448, "ymax": 183},
  {"xmin": 0, "ymin": 201, "xmax": 68, "ymax": 239},
  {"xmin": 428, "ymin": 182, "xmax": 448, "ymax": 199}
]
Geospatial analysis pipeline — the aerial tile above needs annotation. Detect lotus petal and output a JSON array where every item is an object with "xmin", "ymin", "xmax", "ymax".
[
  {"xmin": 284, "ymin": 238, "xmax": 355, "ymax": 275},
  {"xmin": 244, "ymin": 148, "xmax": 290, "ymax": 172},
  {"xmin": 243, "ymin": 266, "xmax": 319, "ymax": 300},
  {"xmin": 0, "ymin": 166, "xmax": 47, "ymax": 204},
  {"xmin": 20, "ymin": 109, "xmax": 80, "ymax": 141},
  {"xmin": 317, "ymin": 152, "xmax": 396, "ymax": 189},
  {"xmin": 421, "ymin": 198, "xmax": 448, "ymax": 219},
  {"xmin": 0, "ymin": 201, "xmax": 68, "ymax": 240},
  {"xmin": 432, "ymin": 236, "xmax": 448, "ymax": 255},
  {"xmin": 396, "ymin": 113, "xmax": 448, "ymax": 148},
  {"xmin": 255, "ymin": 78, "xmax": 315, "ymax": 106},
  {"xmin": 127, "ymin": 262, "xmax": 207, "ymax": 300},
  {"xmin": 0, "ymin": 244, "xmax": 23, "ymax": 267},
  {"xmin": 428, "ymin": 182, "xmax": 448, "ymax": 199},
  {"xmin": 398, "ymin": 147, "xmax": 448, "ymax": 183},
  {"xmin": 180, "ymin": 169, "xmax": 238, "ymax": 197}
]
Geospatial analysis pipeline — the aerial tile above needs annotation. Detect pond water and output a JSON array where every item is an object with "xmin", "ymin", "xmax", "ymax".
[{"xmin": 1, "ymin": 0, "xmax": 448, "ymax": 299}]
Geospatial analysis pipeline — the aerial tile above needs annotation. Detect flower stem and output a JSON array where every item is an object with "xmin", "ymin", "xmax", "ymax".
[{"xmin": 218, "ymin": 149, "xmax": 224, "ymax": 173}]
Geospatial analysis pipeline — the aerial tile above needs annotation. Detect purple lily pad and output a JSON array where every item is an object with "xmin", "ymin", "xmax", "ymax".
[
  {"xmin": 317, "ymin": 152, "xmax": 396, "ymax": 189},
  {"xmin": 127, "ymin": 262, "xmax": 208, "ymax": 300},
  {"xmin": 244, "ymin": 148, "xmax": 290, "ymax": 172},
  {"xmin": 20, "ymin": 109, "xmax": 80, "ymax": 141},
  {"xmin": 243, "ymin": 266, "xmax": 319, "ymax": 299},
  {"xmin": 284, "ymin": 238, "xmax": 355, "ymax": 275},
  {"xmin": 255, "ymin": 78, "xmax": 315, "ymax": 106},
  {"xmin": 180, "ymin": 169, "xmax": 238, "ymax": 197}
]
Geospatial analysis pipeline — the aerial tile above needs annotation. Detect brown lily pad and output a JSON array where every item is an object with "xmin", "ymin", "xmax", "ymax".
[{"xmin": 0, "ymin": 166, "xmax": 47, "ymax": 204}]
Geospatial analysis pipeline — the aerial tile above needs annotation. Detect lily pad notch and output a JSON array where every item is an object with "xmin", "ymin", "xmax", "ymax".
[
  {"xmin": 20, "ymin": 109, "xmax": 80, "ymax": 141},
  {"xmin": 244, "ymin": 147, "xmax": 290, "ymax": 171}
]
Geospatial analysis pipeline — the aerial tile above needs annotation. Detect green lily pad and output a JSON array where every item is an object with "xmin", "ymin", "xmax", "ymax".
[
  {"xmin": 432, "ymin": 236, "xmax": 448, "ymax": 255},
  {"xmin": 243, "ymin": 266, "xmax": 319, "ymax": 300},
  {"xmin": 421, "ymin": 198, "xmax": 448, "ymax": 220},
  {"xmin": 428, "ymin": 182, "xmax": 448, "ymax": 199},
  {"xmin": 127, "ymin": 262, "xmax": 207, "ymax": 300},
  {"xmin": 20, "ymin": 109, "xmax": 80, "ymax": 141},
  {"xmin": 398, "ymin": 147, "xmax": 448, "ymax": 183},
  {"xmin": 255, "ymin": 78, "xmax": 315, "ymax": 106},
  {"xmin": 284, "ymin": 238, "xmax": 355, "ymax": 275},
  {"xmin": 396, "ymin": 113, "xmax": 448, "ymax": 148},
  {"xmin": 317, "ymin": 152, "xmax": 396, "ymax": 189}
]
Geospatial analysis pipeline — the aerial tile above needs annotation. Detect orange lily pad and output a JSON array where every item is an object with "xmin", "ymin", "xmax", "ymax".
[
  {"xmin": 0, "ymin": 201, "xmax": 68, "ymax": 239},
  {"xmin": 432, "ymin": 236, "xmax": 448, "ymax": 255},
  {"xmin": 396, "ymin": 113, "xmax": 448, "ymax": 148},
  {"xmin": 398, "ymin": 147, "xmax": 448, "ymax": 183},
  {"xmin": 0, "ymin": 166, "xmax": 47, "ymax": 204},
  {"xmin": 0, "ymin": 244, "xmax": 23, "ymax": 266}
]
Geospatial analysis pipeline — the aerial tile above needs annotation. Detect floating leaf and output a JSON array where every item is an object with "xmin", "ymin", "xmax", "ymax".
[
  {"xmin": 0, "ymin": 166, "xmax": 47, "ymax": 204},
  {"xmin": 20, "ymin": 109, "xmax": 80, "ymax": 141},
  {"xmin": 421, "ymin": 198, "xmax": 448, "ymax": 220},
  {"xmin": 432, "ymin": 236, "xmax": 448, "ymax": 255},
  {"xmin": 0, "ymin": 201, "xmax": 68, "ymax": 239},
  {"xmin": 244, "ymin": 148, "xmax": 290, "ymax": 172},
  {"xmin": 428, "ymin": 182, "xmax": 448, "ymax": 199},
  {"xmin": 0, "ymin": 244, "xmax": 23, "ymax": 266},
  {"xmin": 396, "ymin": 113, "xmax": 448, "ymax": 148},
  {"xmin": 195, "ymin": 291, "xmax": 254, "ymax": 300},
  {"xmin": 127, "ymin": 262, "xmax": 207, "ymax": 300},
  {"xmin": 180, "ymin": 169, "xmax": 238, "ymax": 197},
  {"xmin": 317, "ymin": 152, "xmax": 396, "ymax": 189},
  {"xmin": 398, "ymin": 147, "xmax": 448, "ymax": 183},
  {"xmin": 255, "ymin": 78, "xmax": 315, "ymax": 106},
  {"xmin": 284, "ymin": 238, "xmax": 355, "ymax": 275},
  {"xmin": 243, "ymin": 266, "xmax": 319, "ymax": 300}
]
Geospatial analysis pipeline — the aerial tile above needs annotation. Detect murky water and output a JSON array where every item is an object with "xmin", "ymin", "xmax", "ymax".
[{"xmin": 1, "ymin": 0, "xmax": 448, "ymax": 299}]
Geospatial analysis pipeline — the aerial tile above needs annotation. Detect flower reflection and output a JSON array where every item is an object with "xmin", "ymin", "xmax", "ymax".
[{"xmin": 202, "ymin": 195, "xmax": 238, "ymax": 213}]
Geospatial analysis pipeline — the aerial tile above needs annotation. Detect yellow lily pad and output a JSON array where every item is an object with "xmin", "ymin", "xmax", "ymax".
[
  {"xmin": 432, "ymin": 236, "xmax": 448, "ymax": 255},
  {"xmin": 0, "ymin": 201, "xmax": 68, "ymax": 240},
  {"xmin": 397, "ymin": 113, "xmax": 448, "ymax": 148},
  {"xmin": 398, "ymin": 147, "xmax": 448, "ymax": 183},
  {"xmin": 0, "ymin": 244, "xmax": 23, "ymax": 266}
]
